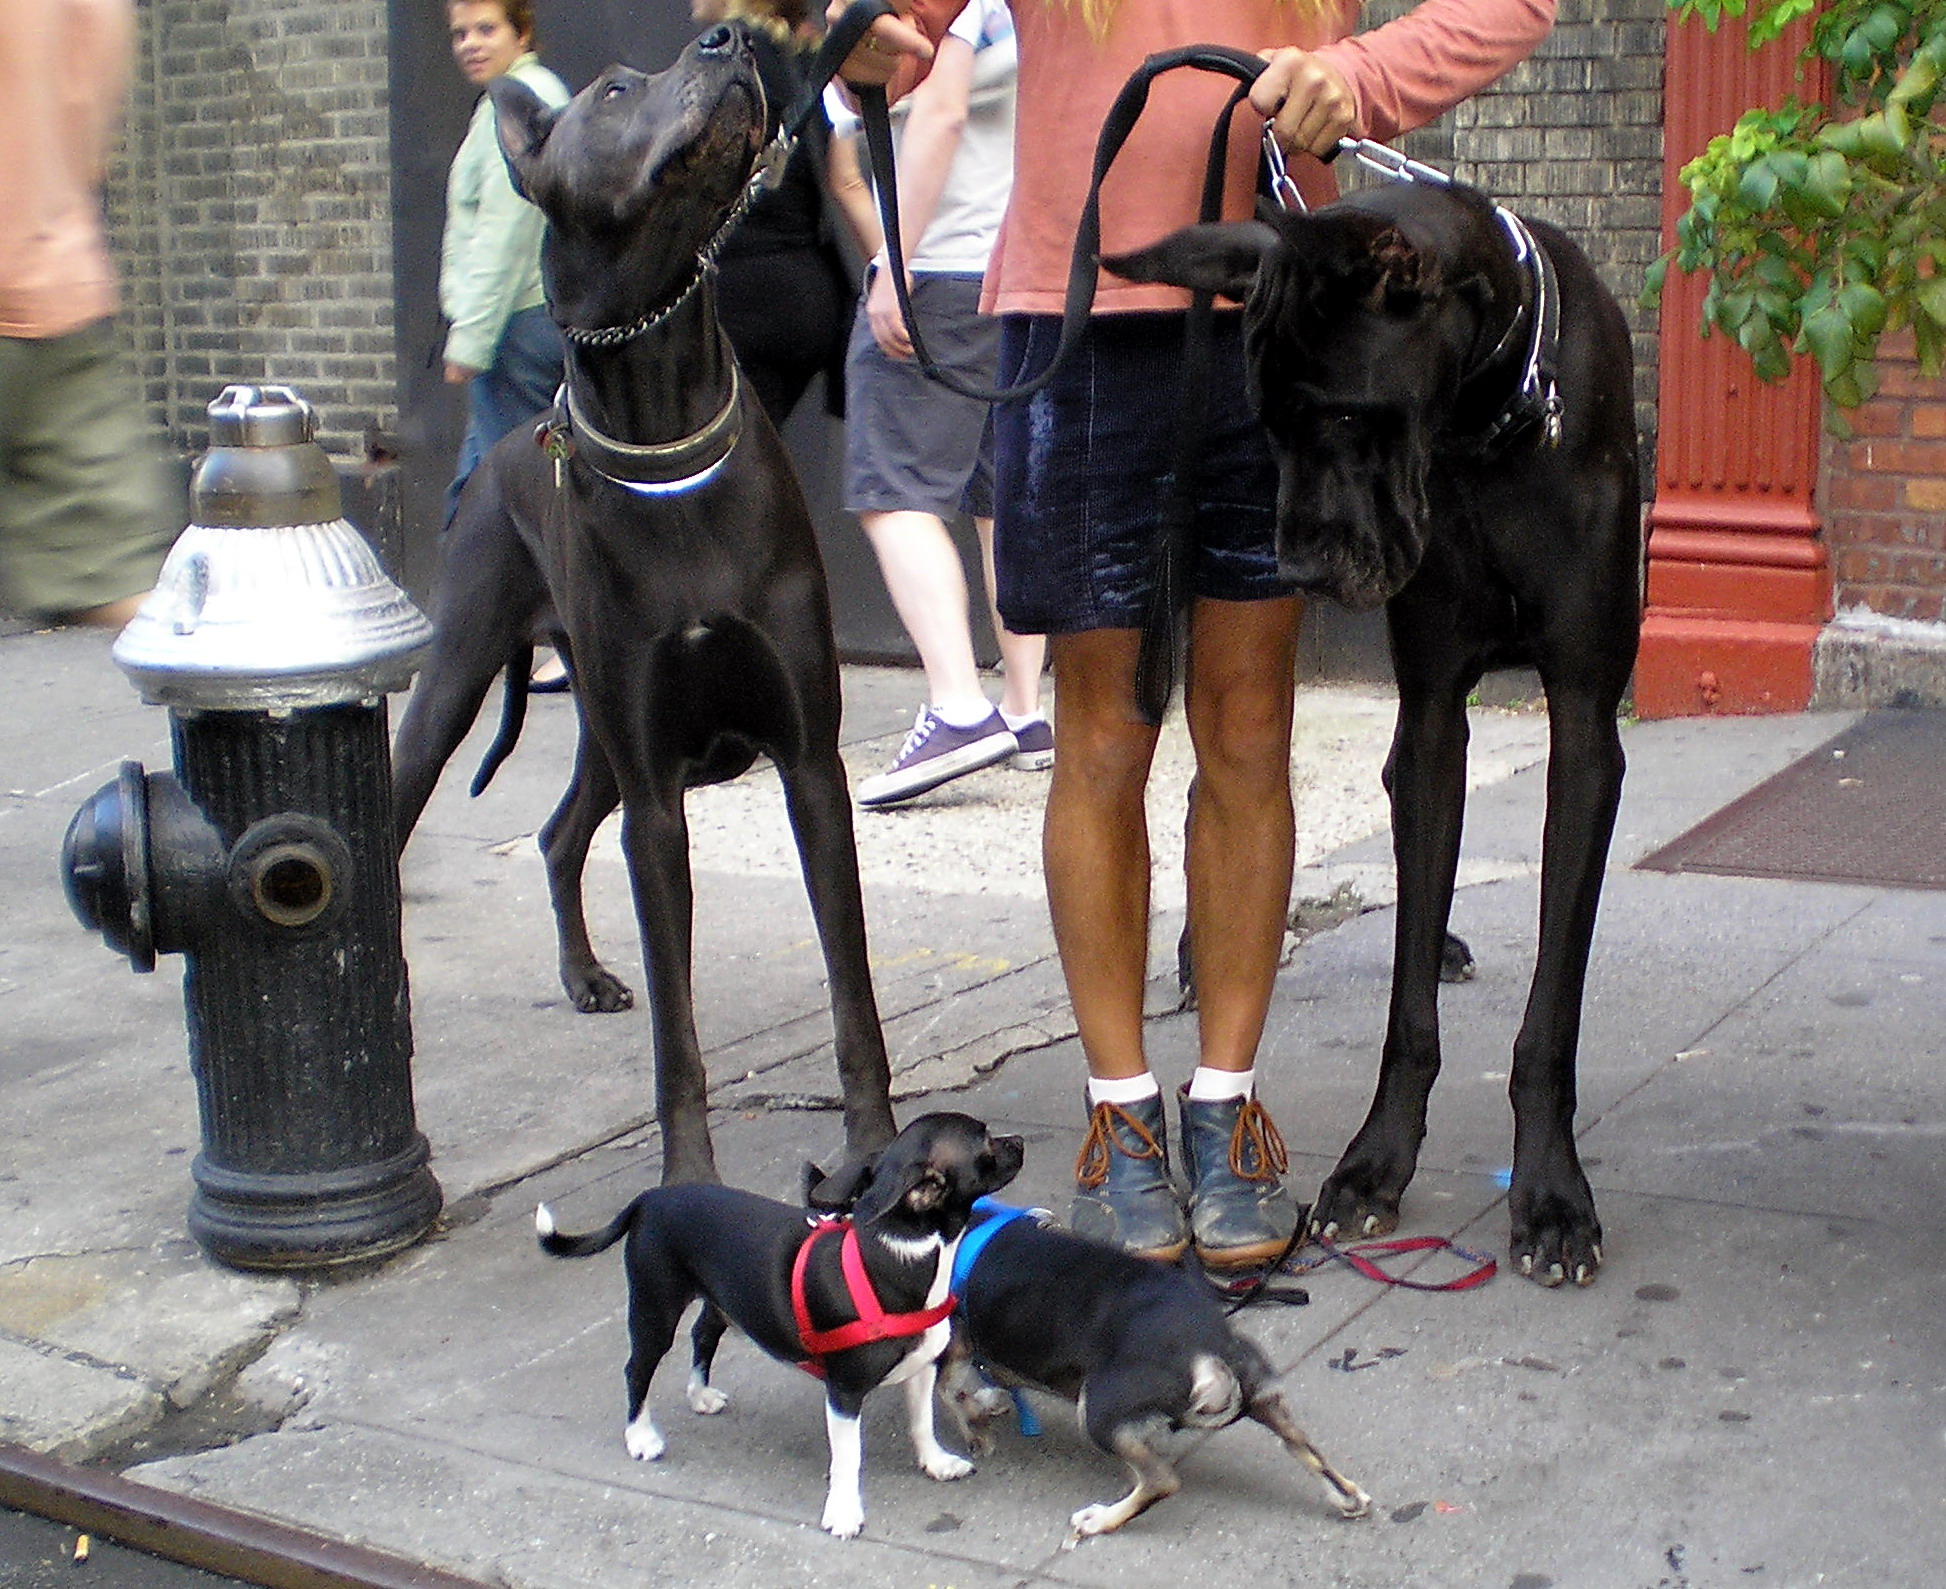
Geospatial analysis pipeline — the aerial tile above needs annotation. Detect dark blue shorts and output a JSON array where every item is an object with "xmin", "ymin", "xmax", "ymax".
[{"xmin": 991, "ymin": 311, "xmax": 1290, "ymax": 635}]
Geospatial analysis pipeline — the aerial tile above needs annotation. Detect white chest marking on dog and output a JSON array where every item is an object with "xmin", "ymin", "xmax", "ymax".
[{"xmin": 879, "ymin": 1229, "xmax": 960, "ymax": 1388}]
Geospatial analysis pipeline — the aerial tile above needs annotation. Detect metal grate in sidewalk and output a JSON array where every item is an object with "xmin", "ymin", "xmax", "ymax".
[{"xmin": 1636, "ymin": 709, "xmax": 1946, "ymax": 891}]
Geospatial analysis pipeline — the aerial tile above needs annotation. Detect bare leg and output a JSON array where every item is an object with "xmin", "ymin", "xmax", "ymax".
[
  {"xmin": 1180, "ymin": 597, "xmax": 1303, "ymax": 1074},
  {"xmin": 973, "ymin": 515, "xmax": 1045, "ymax": 720},
  {"xmin": 1043, "ymin": 628, "xmax": 1160, "ymax": 1083},
  {"xmin": 860, "ymin": 509, "xmax": 989, "ymax": 716}
]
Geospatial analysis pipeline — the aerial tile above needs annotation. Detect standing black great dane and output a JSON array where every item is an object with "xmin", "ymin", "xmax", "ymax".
[
  {"xmin": 391, "ymin": 26, "xmax": 896, "ymax": 1183},
  {"xmin": 1108, "ymin": 175, "xmax": 1642, "ymax": 1285}
]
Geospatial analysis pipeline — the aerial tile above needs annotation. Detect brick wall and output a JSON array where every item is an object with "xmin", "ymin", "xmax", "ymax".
[
  {"xmin": 1824, "ymin": 332, "xmax": 1946, "ymax": 624},
  {"xmin": 109, "ymin": 0, "xmax": 395, "ymax": 463}
]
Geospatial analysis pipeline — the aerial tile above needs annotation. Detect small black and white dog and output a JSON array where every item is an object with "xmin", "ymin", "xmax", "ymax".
[
  {"xmin": 536, "ymin": 1112, "xmax": 1023, "ymax": 1538},
  {"xmin": 939, "ymin": 1206, "xmax": 1371, "ymax": 1543}
]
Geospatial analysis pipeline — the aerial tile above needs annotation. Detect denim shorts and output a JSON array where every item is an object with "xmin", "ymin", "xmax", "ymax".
[
  {"xmin": 991, "ymin": 311, "xmax": 1290, "ymax": 635},
  {"xmin": 843, "ymin": 272, "xmax": 997, "ymax": 520}
]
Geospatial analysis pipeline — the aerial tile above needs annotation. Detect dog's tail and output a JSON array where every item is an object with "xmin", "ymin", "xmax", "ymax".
[
  {"xmin": 535, "ymin": 1200, "xmax": 638, "ymax": 1259},
  {"xmin": 469, "ymin": 649, "xmax": 533, "ymax": 798},
  {"xmin": 1184, "ymin": 1353, "xmax": 1247, "ymax": 1428}
]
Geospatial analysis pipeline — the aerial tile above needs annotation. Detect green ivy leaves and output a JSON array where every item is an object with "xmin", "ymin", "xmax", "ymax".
[{"xmin": 1650, "ymin": 0, "xmax": 1946, "ymax": 424}]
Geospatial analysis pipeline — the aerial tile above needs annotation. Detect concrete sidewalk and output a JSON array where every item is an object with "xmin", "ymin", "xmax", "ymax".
[{"xmin": 3, "ymin": 621, "xmax": 1942, "ymax": 1588}]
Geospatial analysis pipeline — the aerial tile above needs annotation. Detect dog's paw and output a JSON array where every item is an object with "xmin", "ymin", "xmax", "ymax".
[
  {"xmin": 1311, "ymin": 1138, "xmax": 1412, "ymax": 1242},
  {"xmin": 565, "ymin": 966, "xmax": 633, "ymax": 1014},
  {"xmin": 1066, "ymin": 1502, "xmax": 1119, "ymax": 1542},
  {"xmin": 820, "ymin": 1496, "xmax": 865, "ymax": 1539},
  {"xmin": 1510, "ymin": 1154, "xmax": 1603, "ymax": 1287},
  {"xmin": 624, "ymin": 1418, "xmax": 665, "ymax": 1461},
  {"xmin": 687, "ymin": 1381, "xmax": 728, "ymax": 1416},
  {"xmin": 920, "ymin": 1450, "xmax": 974, "ymax": 1483}
]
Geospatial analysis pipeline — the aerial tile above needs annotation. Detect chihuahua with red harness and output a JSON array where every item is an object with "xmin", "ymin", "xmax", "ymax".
[{"xmin": 535, "ymin": 1111, "xmax": 1023, "ymax": 1538}]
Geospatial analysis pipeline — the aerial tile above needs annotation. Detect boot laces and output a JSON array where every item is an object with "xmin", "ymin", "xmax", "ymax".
[
  {"xmin": 1229, "ymin": 1097, "xmax": 1290, "ymax": 1183},
  {"xmin": 1075, "ymin": 1100, "xmax": 1166, "ymax": 1188}
]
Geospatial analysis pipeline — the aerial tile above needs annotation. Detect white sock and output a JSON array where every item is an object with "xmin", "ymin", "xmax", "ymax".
[
  {"xmin": 1087, "ymin": 1073, "xmax": 1161, "ymax": 1107},
  {"xmin": 1001, "ymin": 709, "xmax": 1045, "ymax": 732},
  {"xmin": 1187, "ymin": 1066, "xmax": 1254, "ymax": 1103},
  {"xmin": 931, "ymin": 698, "xmax": 996, "ymax": 729}
]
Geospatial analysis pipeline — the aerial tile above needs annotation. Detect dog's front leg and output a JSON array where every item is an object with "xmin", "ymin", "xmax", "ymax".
[
  {"xmin": 820, "ymin": 1396, "xmax": 867, "ymax": 1538},
  {"xmin": 902, "ymin": 1361, "xmax": 973, "ymax": 1481},
  {"xmin": 1505, "ymin": 688, "xmax": 1624, "ymax": 1285},
  {"xmin": 776, "ymin": 748, "xmax": 896, "ymax": 1158},
  {"xmin": 1314, "ymin": 671, "xmax": 1470, "ymax": 1239},
  {"xmin": 617, "ymin": 791, "xmax": 718, "ymax": 1184}
]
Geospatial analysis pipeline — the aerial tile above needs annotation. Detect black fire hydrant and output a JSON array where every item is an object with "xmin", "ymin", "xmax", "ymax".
[{"xmin": 61, "ymin": 384, "xmax": 441, "ymax": 1271}]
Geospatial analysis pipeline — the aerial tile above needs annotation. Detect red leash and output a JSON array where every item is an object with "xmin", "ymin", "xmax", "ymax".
[
  {"xmin": 1290, "ymin": 1234, "xmax": 1498, "ymax": 1292},
  {"xmin": 791, "ymin": 1218, "xmax": 956, "ymax": 1379}
]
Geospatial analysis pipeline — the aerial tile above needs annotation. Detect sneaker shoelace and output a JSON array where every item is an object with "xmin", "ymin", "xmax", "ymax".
[
  {"xmin": 1228, "ymin": 1097, "xmax": 1290, "ymax": 1183},
  {"xmin": 894, "ymin": 708, "xmax": 940, "ymax": 765},
  {"xmin": 1074, "ymin": 1100, "xmax": 1167, "ymax": 1187}
]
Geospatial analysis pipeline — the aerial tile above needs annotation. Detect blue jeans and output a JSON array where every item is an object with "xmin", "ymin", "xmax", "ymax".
[{"xmin": 444, "ymin": 305, "xmax": 565, "ymax": 527}]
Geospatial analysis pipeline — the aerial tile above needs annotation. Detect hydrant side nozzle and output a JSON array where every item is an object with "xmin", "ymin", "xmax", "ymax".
[{"xmin": 61, "ymin": 760, "xmax": 156, "ymax": 972}]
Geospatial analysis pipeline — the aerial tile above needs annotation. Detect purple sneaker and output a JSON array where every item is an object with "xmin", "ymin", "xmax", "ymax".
[
  {"xmin": 1008, "ymin": 716, "xmax": 1054, "ymax": 771},
  {"xmin": 856, "ymin": 706, "xmax": 1018, "ymax": 808}
]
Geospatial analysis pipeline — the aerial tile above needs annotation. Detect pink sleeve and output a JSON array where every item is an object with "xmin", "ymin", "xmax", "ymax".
[{"xmin": 1312, "ymin": 0, "xmax": 1556, "ymax": 143}]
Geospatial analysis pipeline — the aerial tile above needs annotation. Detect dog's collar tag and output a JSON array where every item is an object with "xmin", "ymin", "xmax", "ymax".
[{"xmin": 791, "ymin": 1218, "xmax": 957, "ymax": 1376}]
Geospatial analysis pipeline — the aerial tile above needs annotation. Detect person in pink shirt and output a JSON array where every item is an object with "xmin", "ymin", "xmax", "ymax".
[
  {"xmin": 1, "ymin": 0, "xmax": 173, "ymax": 629},
  {"xmin": 837, "ymin": 0, "xmax": 1552, "ymax": 1269}
]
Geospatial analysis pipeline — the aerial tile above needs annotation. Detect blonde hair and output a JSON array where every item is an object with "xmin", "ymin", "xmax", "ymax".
[
  {"xmin": 1053, "ymin": 0, "xmax": 1334, "ymax": 41},
  {"xmin": 714, "ymin": 0, "xmax": 807, "ymax": 46}
]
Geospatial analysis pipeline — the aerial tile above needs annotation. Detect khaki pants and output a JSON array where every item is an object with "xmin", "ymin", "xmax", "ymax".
[{"xmin": 0, "ymin": 320, "xmax": 174, "ymax": 620}]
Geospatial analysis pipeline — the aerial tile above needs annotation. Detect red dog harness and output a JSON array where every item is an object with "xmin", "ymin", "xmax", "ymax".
[{"xmin": 790, "ymin": 1218, "xmax": 955, "ymax": 1378}]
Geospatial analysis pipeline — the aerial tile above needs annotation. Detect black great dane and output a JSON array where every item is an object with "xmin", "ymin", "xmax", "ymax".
[
  {"xmin": 391, "ymin": 27, "xmax": 896, "ymax": 1183},
  {"xmin": 1108, "ymin": 175, "xmax": 1642, "ymax": 1286}
]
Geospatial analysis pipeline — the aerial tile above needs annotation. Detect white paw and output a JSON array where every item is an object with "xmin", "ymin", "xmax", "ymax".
[
  {"xmin": 921, "ymin": 1451, "xmax": 974, "ymax": 1483},
  {"xmin": 820, "ymin": 1497, "xmax": 864, "ymax": 1538},
  {"xmin": 1068, "ymin": 1502, "xmax": 1114, "ymax": 1537},
  {"xmin": 624, "ymin": 1420, "xmax": 665, "ymax": 1461},
  {"xmin": 687, "ymin": 1382, "xmax": 728, "ymax": 1416}
]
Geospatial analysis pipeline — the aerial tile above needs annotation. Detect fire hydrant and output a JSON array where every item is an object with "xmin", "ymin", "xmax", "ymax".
[{"xmin": 61, "ymin": 384, "xmax": 441, "ymax": 1271}]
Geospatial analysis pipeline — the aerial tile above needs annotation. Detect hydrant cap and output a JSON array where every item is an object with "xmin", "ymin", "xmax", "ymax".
[
  {"xmin": 111, "ymin": 384, "xmax": 433, "ymax": 711},
  {"xmin": 206, "ymin": 384, "xmax": 318, "ymax": 449}
]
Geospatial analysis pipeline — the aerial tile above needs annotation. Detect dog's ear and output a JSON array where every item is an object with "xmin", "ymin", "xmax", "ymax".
[
  {"xmin": 1369, "ymin": 226, "xmax": 1436, "ymax": 310},
  {"xmin": 804, "ymin": 1152, "xmax": 877, "ymax": 1214},
  {"xmin": 846, "ymin": 1159, "xmax": 945, "ymax": 1225},
  {"xmin": 489, "ymin": 75, "xmax": 562, "ymax": 200},
  {"xmin": 1101, "ymin": 221, "xmax": 1280, "ymax": 303}
]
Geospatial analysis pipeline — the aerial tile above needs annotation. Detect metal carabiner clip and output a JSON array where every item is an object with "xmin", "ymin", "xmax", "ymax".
[{"xmin": 1261, "ymin": 123, "xmax": 1306, "ymax": 213}]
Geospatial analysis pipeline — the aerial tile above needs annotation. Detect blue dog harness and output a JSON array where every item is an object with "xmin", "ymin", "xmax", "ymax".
[{"xmin": 951, "ymin": 1198, "xmax": 1045, "ymax": 1437}]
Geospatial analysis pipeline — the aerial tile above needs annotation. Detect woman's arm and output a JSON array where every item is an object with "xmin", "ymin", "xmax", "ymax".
[
  {"xmin": 825, "ymin": 125, "xmax": 883, "ymax": 262},
  {"xmin": 865, "ymin": 31, "xmax": 974, "ymax": 359},
  {"xmin": 1254, "ymin": 0, "xmax": 1555, "ymax": 157}
]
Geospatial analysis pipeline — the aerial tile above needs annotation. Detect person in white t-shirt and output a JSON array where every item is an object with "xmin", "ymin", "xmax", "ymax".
[{"xmin": 837, "ymin": 0, "xmax": 1048, "ymax": 810}]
